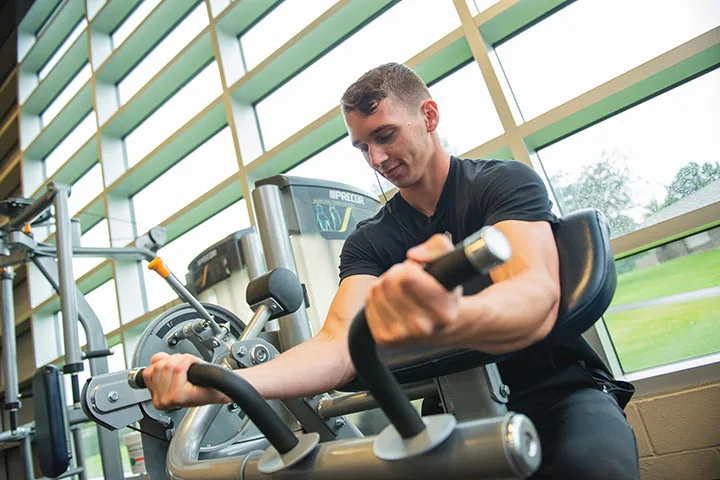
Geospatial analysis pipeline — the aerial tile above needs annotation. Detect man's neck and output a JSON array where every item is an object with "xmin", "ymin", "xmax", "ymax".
[{"xmin": 399, "ymin": 152, "xmax": 451, "ymax": 217}]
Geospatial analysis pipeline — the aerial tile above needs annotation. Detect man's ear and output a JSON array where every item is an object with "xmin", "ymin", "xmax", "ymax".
[{"xmin": 422, "ymin": 99, "xmax": 440, "ymax": 133}]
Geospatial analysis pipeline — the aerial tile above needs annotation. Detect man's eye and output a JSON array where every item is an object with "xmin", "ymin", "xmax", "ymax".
[{"xmin": 377, "ymin": 133, "xmax": 394, "ymax": 143}]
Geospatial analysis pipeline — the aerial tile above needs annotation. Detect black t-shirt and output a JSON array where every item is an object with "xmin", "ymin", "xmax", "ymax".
[{"xmin": 339, "ymin": 157, "xmax": 623, "ymax": 403}]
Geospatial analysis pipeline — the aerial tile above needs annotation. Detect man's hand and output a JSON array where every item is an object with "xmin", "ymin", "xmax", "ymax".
[
  {"xmin": 141, "ymin": 353, "xmax": 230, "ymax": 410},
  {"xmin": 365, "ymin": 234, "xmax": 461, "ymax": 346}
]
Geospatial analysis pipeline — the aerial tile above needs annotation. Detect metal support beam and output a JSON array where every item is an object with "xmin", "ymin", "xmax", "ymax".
[
  {"xmin": 1, "ymin": 267, "xmax": 20, "ymax": 419},
  {"xmin": 31, "ymin": 255, "xmax": 126, "ymax": 480},
  {"xmin": 252, "ymin": 184, "xmax": 313, "ymax": 351}
]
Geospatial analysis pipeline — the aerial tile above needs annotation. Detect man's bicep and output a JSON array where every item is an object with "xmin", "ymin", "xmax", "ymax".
[
  {"xmin": 321, "ymin": 274, "xmax": 377, "ymax": 341},
  {"xmin": 488, "ymin": 220, "xmax": 559, "ymax": 285}
]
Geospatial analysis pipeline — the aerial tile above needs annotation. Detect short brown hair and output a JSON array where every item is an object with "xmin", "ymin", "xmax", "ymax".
[{"xmin": 341, "ymin": 63, "xmax": 431, "ymax": 115}]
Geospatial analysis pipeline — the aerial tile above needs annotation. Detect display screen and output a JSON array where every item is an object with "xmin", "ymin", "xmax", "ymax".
[{"xmin": 309, "ymin": 188, "xmax": 379, "ymax": 239}]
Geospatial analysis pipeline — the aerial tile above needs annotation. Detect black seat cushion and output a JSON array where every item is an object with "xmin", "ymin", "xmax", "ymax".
[
  {"xmin": 341, "ymin": 209, "xmax": 616, "ymax": 391},
  {"xmin": 33, "ymin": 365, "xmax": 70, "ymax": 477}
]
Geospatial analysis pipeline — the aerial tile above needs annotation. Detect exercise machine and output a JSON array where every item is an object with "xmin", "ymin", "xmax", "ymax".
[
  {"xmin": 80, "ymin": 174, "xmax": 616, "ymax": 478},
  {"xmin": 0, "ymin": 182, "xmax": 187, "ymax": 478},
  {"xmin": 114, "ymin": 223, "xmax": 543, "ymax": 478},
  {"xmin": 82, "ymin": 176, "xmax": 383, "ymax": 478}
]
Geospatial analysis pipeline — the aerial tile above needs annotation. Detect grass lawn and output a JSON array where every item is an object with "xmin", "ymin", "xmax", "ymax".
[
  {"xmin": 83, "ymin": 446, "xmax": 132, "ymax": 479},
  {"xmin": 604, "ymin": 295, "xmax": 720, "ymax": 372},
  {"xmin": 610, "ymin": 248, "xmax": 720, "ymax": 306}
]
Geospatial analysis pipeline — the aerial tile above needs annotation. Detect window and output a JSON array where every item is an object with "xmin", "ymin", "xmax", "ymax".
[
  {"xmin": 117, "ymin": 3, "xmax": 209, "ymax": 104},
  {"xmin": 39, "ymin": 19, "xmax": 87, "ymax": 80},
  {"xmin": 123, "ymin": 61, "xmax": 223, "ymax": 167},
  {"xmin": 605, "ymin": 226, "xmax": 720, "ymax": 372},
  {"xmin": 466, "ymin": 0, "xmax": 499, "ymax": 15},
  {"xmin": 44, "ymin": 111, "xmax": 97, "ymax": 177},
  {"xmin": 41, "ymin": 63, "xmax": 92, "ymax": 126},
  {"xmin": 537, "ymin": 68, "xmax": 720, "ymax": 238},
  {"xmin": 287, "ymin": 136, "xmax": 390, "ymax": 198},
  {"xmin": 429, "ymin": 62, "xmax": 502, "ymax": 155},
  {"xmin": 144, "ymin": 201, "xmax": 250, "ymax": 311},
  {"xmin": 76, "ymin": 421, "xmax": 132, "ymax": 479},
  {"xmin": 68, "ymin": 163, "xmax": 103, "ymax": 216},
  {"xmin": 255, "ymin": 0, "xmax": 462, "ymax": 150},
  {"xmin": 239, "ymin": 0, "xmax": 337, "ymax": 72},
  {"xmin": 131, "ymin": 127, "xmax": 238, "ymax": 234},
  {"xmin": 74, "ymin": 219, "xmax": 110, "ymax": 279},
  {"xmin": 86, "ymin": 280, "xmax": 121, "ymax": 334},
  {"xmin": 495, "ymin": 0, "xmax": 720, "ymax": 120},
  {"xmin": 111, "ymin": 0, "xmax": 163, "ymax": 48}
]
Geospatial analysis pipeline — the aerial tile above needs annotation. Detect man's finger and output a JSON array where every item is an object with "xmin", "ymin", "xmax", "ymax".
[
  {"xmin": 407, "ymin": 234, "xmax": 454, "ymax": 263},
  {"xmin": 150, "ymin": 352, "xmax": 169, "ymax": 364},
  {"xmin": 401, "ymin": 270, "xmax": 460, "ymax": 326}
]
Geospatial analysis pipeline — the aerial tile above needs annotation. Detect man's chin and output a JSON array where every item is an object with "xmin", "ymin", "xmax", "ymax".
[{"xmin": 391, "ymin": 178, "xmax": 413, "ymax": 189}]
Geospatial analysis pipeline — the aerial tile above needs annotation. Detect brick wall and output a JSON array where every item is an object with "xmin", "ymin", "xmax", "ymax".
[{"xmin": 625, "ymin": 381, "xmax": 720, "ymax": 479}]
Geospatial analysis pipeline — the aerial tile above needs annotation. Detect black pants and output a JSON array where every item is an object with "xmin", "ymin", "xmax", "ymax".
[{"xmin": 511, "ymin": 378, "xmax": 640, "ymax": 479}]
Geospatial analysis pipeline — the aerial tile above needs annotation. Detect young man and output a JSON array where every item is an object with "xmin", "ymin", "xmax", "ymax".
[{"xmin": 143, "ymin": 63, "xmax": 639, "ymax": 478}]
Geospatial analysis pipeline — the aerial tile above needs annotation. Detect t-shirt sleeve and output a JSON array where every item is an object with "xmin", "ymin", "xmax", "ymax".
[
  {"xmin": 338, "ymin": 228, "xmax": 384, "ymax": 282},
  {"xmin": 481, "ymin": 160, "xmax": 558, "ymax": 226}
]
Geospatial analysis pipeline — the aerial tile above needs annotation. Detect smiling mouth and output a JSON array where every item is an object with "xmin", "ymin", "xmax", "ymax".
[{"xmin": 382, "ymin": 164, "xmax": 401, "ymax": 176}]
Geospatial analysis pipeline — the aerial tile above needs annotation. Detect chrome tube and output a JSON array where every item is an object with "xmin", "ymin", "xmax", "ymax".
[
  {"xmin": 1, "ymin": 267, "xmax": 20, "ymax": 417},
  {"xmin": 252, "ymin": 184, "xmax": 313, "ymax": 350},
  {"xmin": 317, "ymin": 382, "xmax": 437, "ymax": 419},
  {"xmin": 239, "ymin": 230, "xmax": 267, "ymax": 280}
]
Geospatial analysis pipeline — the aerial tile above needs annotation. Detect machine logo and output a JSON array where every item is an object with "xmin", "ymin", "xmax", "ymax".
[{"xmin": 329, "ymin": 190, "xmax": 365, "ymax": 205}]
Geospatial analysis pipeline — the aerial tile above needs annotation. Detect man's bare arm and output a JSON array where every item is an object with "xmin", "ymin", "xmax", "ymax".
[
  {"xmin": 236, "ymin": 274, "xmax": 376, "ymax": 400},
  {"xmin": 366, "ymin": 220, "xmax": 559, "ymax": 355},
  {"xmin": 435, "ymin": 220, "xmax": 560, "ymax": 353},
  {"xmin": 143, "ymin": 275, "xmax": 376, "ymax": 409}
]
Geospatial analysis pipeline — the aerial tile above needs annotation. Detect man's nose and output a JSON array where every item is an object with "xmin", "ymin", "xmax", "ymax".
[{"xmin": 367, "ymin": 144, "xmax": 389, "ymax": 168}]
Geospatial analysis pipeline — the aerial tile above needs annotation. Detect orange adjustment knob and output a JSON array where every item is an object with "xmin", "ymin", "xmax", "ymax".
[
  {"xmin": 148, "ymin": 257, "xmax": 170, "ymax": 278},
  {"xmin": 23, "ymin": 223, "xmax": 31, "ymax": 234}
]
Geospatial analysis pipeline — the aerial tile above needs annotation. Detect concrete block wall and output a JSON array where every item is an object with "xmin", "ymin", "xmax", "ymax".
[{"xmin": 625, "ymin": 381, "xmax": 720, "ymax": 480}]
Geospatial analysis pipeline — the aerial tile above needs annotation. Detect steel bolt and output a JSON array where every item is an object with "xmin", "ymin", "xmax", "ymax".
[
  {"xmin": 107, "ymin": 391, "xmax": 119, "ymax": 402},
  {"xmin": 500, "ymin": 384, "xmax": 511, "ymax": 398},
  {"xmin": 334, "ymin": 418, "xmax": 346, "ymax": 430},
  {"xmin": 168, "ymin": 336, "xmax": 178, "ymax": 347},
  {"xmin": 210, "ymin": 339, "xmax": 220, "ymax": 348},
  {"xmin": 227, "ymin": 403, "xmax": 240, "ymax": 413},
  {"xmin": 236, "ymin": 346, "xmax": 247, "ymax": 357},
  {"xmin": 251, "ymin": 345, "xmax": 269, "ymax": 365}
]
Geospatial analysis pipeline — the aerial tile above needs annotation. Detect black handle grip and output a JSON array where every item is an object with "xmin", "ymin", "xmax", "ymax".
[
  {"xmin": 348, "ymin": 227, "xmax": 510, "ymax": 439},
  {"xmin": 424, "ymin": 244, "xmax": 478, "ymax": 290},
  {"xmin": 83, "ymin": 349, "xmax": 113, "ymax": 359},
  {"xmin": 71, "ymin": 374, "xmax": 81, "ymax": 406},
  {"xmin": 131, "ymin": 364, "xmax": 298, "ymax": 454}
]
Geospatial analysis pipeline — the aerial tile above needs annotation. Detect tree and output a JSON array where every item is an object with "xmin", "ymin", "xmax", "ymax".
[
  {"xmin": 550, "ymin": 150, "xmax": 638, "ymax": 237},
  {"xmin": 661, "ymin": 161, "xmax": 720, "ymax": 208},
  {"xmin": 439, "ymin": 136, "xmax": 458, "ymax": 156}
]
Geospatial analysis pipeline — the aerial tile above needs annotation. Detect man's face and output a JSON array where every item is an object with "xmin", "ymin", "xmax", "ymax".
[{"xmin": 345, "ymin": 97, "xmax": 431, "ymax": 189}]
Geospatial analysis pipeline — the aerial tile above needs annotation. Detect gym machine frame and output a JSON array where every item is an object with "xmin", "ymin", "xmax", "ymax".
[
  {"xmin": 80, "ymin": 178, "xmax": 616, "ymax": 478},
  {"xmin": 0, "ymin": 182, "xmax": 211, "ymax": 479}
]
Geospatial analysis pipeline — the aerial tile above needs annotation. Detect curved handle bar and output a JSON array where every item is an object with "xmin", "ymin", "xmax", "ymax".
[
  {"xmin": 348, "ymin": 226, "xmax": 511, "ymax": 439},
  {"xmin": 130, "ymin": 363, "xmax": 298, "ymax": 454}
]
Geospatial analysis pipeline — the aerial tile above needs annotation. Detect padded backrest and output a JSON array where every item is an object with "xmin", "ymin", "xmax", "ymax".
[
  {"xmin": 33, "ymin": 365, "xmax": 70, "ymax": 477},
  {"xmin": 546, "ymin": 209, "xmax": 617, "ymax": 340},
  {"xmin": 341, "ymin": 209, "xmax": 617, "ymax": 390}
]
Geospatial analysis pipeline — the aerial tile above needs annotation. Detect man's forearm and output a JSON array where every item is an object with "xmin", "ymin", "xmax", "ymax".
[
  {"xmin": 226, "ymin": 331, "xmax": 355, "ymax": 401},
  {"xmin": 445, "ymin": 269, "xmax": 559, "ymax": 354}
]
